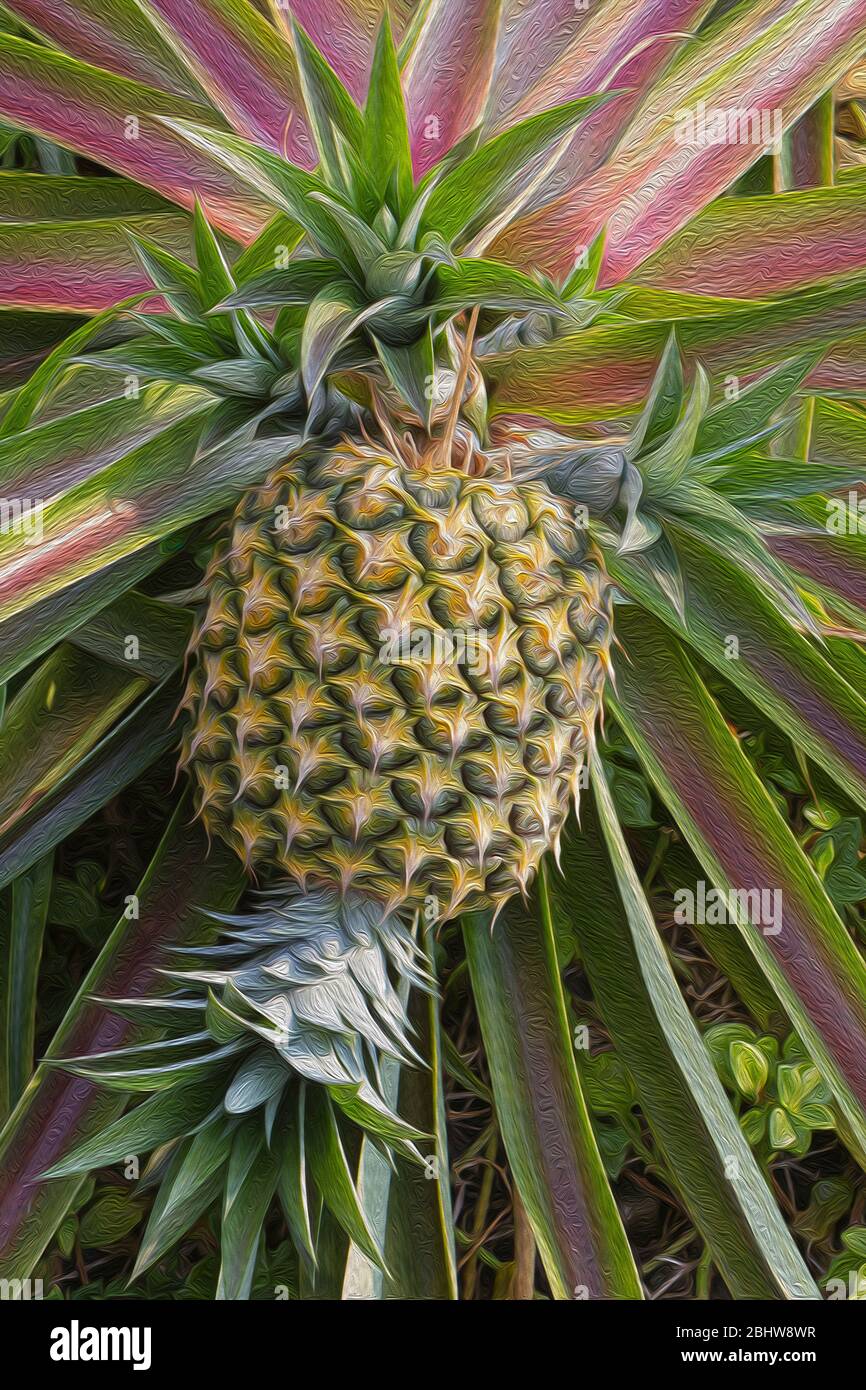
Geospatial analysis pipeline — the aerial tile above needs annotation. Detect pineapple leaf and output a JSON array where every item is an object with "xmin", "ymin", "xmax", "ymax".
[
  {"xmin": 609, "ymin": 530, "xmax": 866, "ymax": 816},
  {"xmin": 218, "ymin": 1123, "xmax": 281, "ymax": 1300},
  {"xmin": 289, "ymin": 16, "xmax": 365, "ymax": 193},
  {"xmin": 276, "ymin": 1084, "xmax": 317, "ymax": 1271},
  {"xmin": 0, "ymin": 293, "xmax": 149, "ymax": 439},
  {"xmin": 217, "ymin": 259, "xmax": 341, "ymax": 310},
  {"xmin": 191, "ymin": 358, "xmax": 280, "ymax": 397},
  {"xmin": 373, "ymin": 325, "xmax": 435, "ymax": 428},
  {"xmin": 328, "ymin": 1082, "xmax": 428, "ymax": 1151},
  {"xmin": 158, "ymin": 117, "xmax": 356, "ymax": 264},
  {"xmin": 433, "ymin": 259, "xmax": 565, "ymax": 315},
  {"xmin": 561, "ymin": 765, "xmax": 820, "ymax": 1299},
  {"xmin": 0, "ymin": 854, "xmax": 52, "ymax": 1121},
  {"xmin": 634, "ymin": 362, "xmax": 709, "ymax": 497},
  {"xmin": 365, "ymin": 13, "xmax": 413, "ymax": 218},
  {"xmin": 60, "ymin": 1041, "xmax": 245, "ymax": 1092},
  {"xmin": 418, "ymin": 91, "xmax": 615, "ymax": 245},
  {"xmin": 305, "ymin": 1086, "xmax": 387, "ymax": 1272},
  {"xmin": 609, "ymin": 606, "xmax": 866, "ymax": 1158},
  {"xmin": 225, "ymin": 1048, "xmax": 290, "ymax": 1114},
  {"xmin": 561, "ymin": 229, "xmax": 606, "ymax": 301},
  {"xmin": 464, "ymin": 886, "xmax": 643, "ymax": 1300},
  {"xmin": 158, "ymin": 1122, "xmax": 235, "ymax": 1224},
  {"xmin": 301, "ymin": 282, "xmax": 400, "ymax": 398},
  {"xmin": 192, "ymin": 200, "xmax": 234, "ymax": 308},
  {"xmin": 40, "ymin": 1079, "xmax": 223, "ymax": 1180},
  {"xmin": 308, "ymin": 190, "xmax": 388, "ymax": 268},
  {"xmin": 126, "ymin": 231, "xmax": 206, "ymax": 323},
  {"xmin": 629, "ymin": 330, "xmax": 684, "ymax": 458},
  {"xmin": 132, "ymin": 1139, "xmax": 226, "ymax": 1282},
  {"xmin": 694, "ymin": 353, "xmax": 821, "ymax": 459}
]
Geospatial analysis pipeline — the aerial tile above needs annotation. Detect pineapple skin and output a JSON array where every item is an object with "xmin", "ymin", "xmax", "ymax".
[{"xmin": 180, "ymin": 439, "xmax": 612, "ymax": 921}]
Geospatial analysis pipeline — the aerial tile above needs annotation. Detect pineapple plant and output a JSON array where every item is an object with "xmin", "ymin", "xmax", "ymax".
[{"xmin": 0, "ymin": 0, "xmax": 866, "ymax": 1302}]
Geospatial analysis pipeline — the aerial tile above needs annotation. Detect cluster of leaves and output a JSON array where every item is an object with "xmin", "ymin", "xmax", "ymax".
[{"xmin": 707, "ymin": 1025, "xmax": 836, "ymax": 1159}]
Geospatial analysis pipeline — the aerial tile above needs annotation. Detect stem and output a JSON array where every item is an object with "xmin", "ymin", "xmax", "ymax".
[{"xmin": 435, "ymin": 306, "xmax": 479, "ymax": 470}]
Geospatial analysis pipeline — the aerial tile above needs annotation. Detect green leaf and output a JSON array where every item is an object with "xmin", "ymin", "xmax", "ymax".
[
  {"xmin": 160, "ymin": 117, "xmax": 355, "ymax": 264},
  {"xmin": 133, "ymin": 1136, "xmax": 225, "ymax": 1281},
  {"xmin": 629, "ymin": 330, "xmax": 683, "ymax": 457},
  {"xmin": 0, "ymin": 645, "xmax": 147, "ymax": 848},
  {"xmin": 365, "ymin": 15, "xmax": 413, "ymax": 217},
  {"xmin": 192, "ymin": 199, "xmax": 234, "ymax": 309},
  {"xmin": 301, "ymin": 282, "xmax": 396, "ymax": 397},
  {"xmin": 636, "ymin": 363, "xmax": 709, "ymax": 497},
  {"xmin": 0, "ymin": 853, "xmax": 52, "ymax": 1120},
  {"xmin": 290, "ymin": 17, "xmax": 364, "ymax": 190},
  {"xmin": 434, "ymin": 258, "xmax": 564, "ymax": 314},
  {"xmin": 695, "ymin": 354, "xmax": 819, "ymax": 459},
  {"xmin": 128, "ymin": 230, "xmax": 210, "ymax": 323},
  {"xmin": 305, "ymin": 1086, "xmax": 385, "ymax": 1272},
  {"xmin": 419, "ymin": 92, "xmax": 614, "ymax": 245},
  {"xmin": 276, "ymin": 1084, "xmax": 316, "ymax": 1273},
  {"xmin": 730, "ymin": 1041, "xmax": 770, "ymax": 1101},
  {"xmin": 218, "ymin": 1122, "xmax": 281, "ymax": 1300},
  {"xmin": 0, "ymin": 409, "xmax": 296, "ymax": 627},
  {"xmin": 0, "ymin": 682, "xmax": 178, "ymax": 894},
  {"xmin": 0, "ymin": 804, "xmax": 243, "ymax": 1279},
  {"xmin": 0, "ymin": 293, "xmax": 147, "ymax": 438},
  {"xmin": 381, "ymin": 938, "xmax": 458, "ymax": 1300},
  {"xmin": 607, "ymin": 606, "xmax": 866, "ymax": 1160},
  {"xmin": 218, "ymin": 259, "xmax": 340, "ymax": 310},
  {"xmin": 225, "ymin": 1049, "xmax": 289, "ymax": 1114},
  {"xmin": 556, "ymin": 766, "xmax": 818, "ymax": 1298},
  {"xmin": 78, "ymin": 1192, "xmax": 145, "ymax": 1249},
  {"xmin": 373, "ymin": 325, "xmax": 434, "ymax": 427},
  {"xmin": 463, "ymin": 881, "xmax": 642, "ymax": 1300},
  {"xmin": 609, "ymin": 530, "xmax": 866, "ymax": 816},
  {"xmin": 40, "ymin": 1078, "xmax": 223, "ymax": 1180}
]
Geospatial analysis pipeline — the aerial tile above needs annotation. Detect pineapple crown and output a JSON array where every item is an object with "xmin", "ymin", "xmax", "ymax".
[{"xmin": 74, "ymin": 14, "xmax": 620, "ymax": 448}]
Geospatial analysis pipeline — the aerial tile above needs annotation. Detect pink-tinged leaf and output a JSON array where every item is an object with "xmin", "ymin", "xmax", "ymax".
[
  {"xmin": 610, "ymin": 525, "xmax": 866, "ymax": 815},
  {"xmin": 464, "ymin": 890, "xmax": 643, "ymax": 1300},
  {"xmin": 486, "ymin": 273, "xmax": 866, "ymax": 423},
  {"xmin": 770, "ymin": 528, "xmax": 866, "ymax": 626},
  {"xmin": 486, "ymin": 0, "xmax": 593, "ymax": 123},
  {"xmin": 272, "ymin": 0, "xmax": 413, "ymax": 102},
  {"xmin": 0, "ymin": 172, "xmax": 175, "ymax": 222},
  {"xmin": 403, "ymin": 0, "xmax": 501, "ymax": 176},
  {"xmin": 0, "ymin": 214, "xmax": 195, "ymax": 312},
  {"xmin": 631, "ymin": 175, "xmax": 866, "ymax": 297},
  {"xmin": 495, "ymin": 0, "xmax": 866, "ymax": 284},
  {"xmin": 0, "ymin": 384, "xmax": 212, "ymax": 501},
  {"xmin": 610, "ymin": 606, "xmax": 866, "ymax": 1155},
  {"xmin": 493, "ymin": 0, "xmax": 710, "ymax": 129},
  {"xmin": 808, "ymin": 337, "xmax": 866, "ymax": 394},
  {"xmin": 6, "ymin": 0, "xmax": 205, "ymax": 99},
  {"xmin": 479, "ymin": 0, "xmax": 709, "ymax": 241},
  {"xmin": 0, "ymin": 34, "xmax": 271, "ymax": 241},
  {"xmin": 135, "ymin": 0, "xmax": 314, "ymax": 162},
  {"xmin": 0, "ymin": 412, "xmax": 294, "ymax": 625},
  {"xmin": 0, "ymin": 805, "xmax": 243, "ymax": 1279}
]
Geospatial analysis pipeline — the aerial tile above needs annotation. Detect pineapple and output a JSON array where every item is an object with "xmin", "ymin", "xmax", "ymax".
[
  {"xmin": 175, "ymin": 411, "xmax": 611, "ymax": 1104},
  {"xmin": 180, "ymin": 437, "xmax": 611, "ymax": 913}
]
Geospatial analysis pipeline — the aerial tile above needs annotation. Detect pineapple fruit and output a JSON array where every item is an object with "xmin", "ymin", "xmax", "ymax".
[{"xmin": 180, "ymin": 437, "xmax": 611, "ymax": 915}]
